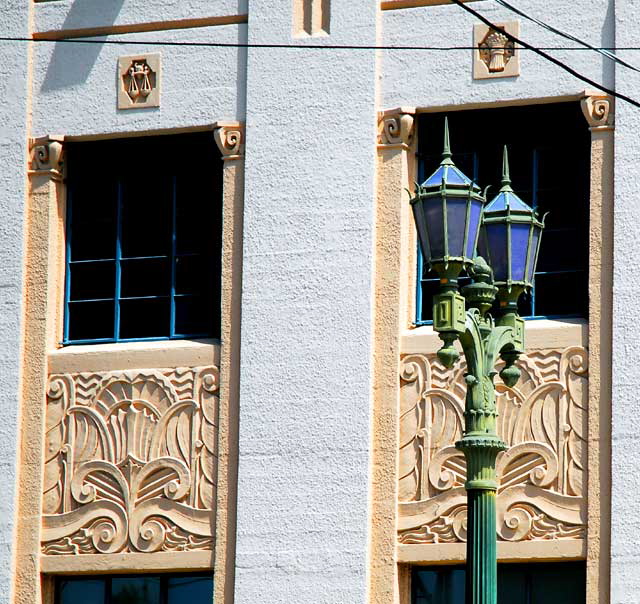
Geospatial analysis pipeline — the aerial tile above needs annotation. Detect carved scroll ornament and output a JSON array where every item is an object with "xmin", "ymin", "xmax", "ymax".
[
  {"xmin": 581, "ymin": 93, "xmax": 614, "ymax": 130},
  {"xmin": 377, "ymin": 108, "xmax": 415, "ymax": 148},
  {"xmin": 29, "ymin": 136, "xmax": 65, "ymax": 181},
  {"xmin": 213, "ymin": 122, "xmax": 245, "ymax": 160},
  {"xmin": 398, "ymin": 347, "xmax": 587, "ymax": 544},
  {"xmin": 41, "ymin": 367, "xmax": 218, "ymax": 555}
]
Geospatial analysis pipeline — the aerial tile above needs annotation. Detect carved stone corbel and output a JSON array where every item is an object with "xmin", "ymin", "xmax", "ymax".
[
  {"xmin": 28, "ymin": 135, "xmax": 65, "ymax": 181},
  {"xmin": 581, "ymin": 92, "xmax": 614, "ymax": 131},
  {"xmin": 213, "ymin": 122, "xmax": 245, "ymax": 161},
  {"xmin": 377, "ymin": 107, "xmax": 416, "ymax": 150}
]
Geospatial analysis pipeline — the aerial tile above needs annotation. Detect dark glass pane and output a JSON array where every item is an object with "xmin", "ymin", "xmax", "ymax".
[
  {"xmin": 112, "ymin": 577, "xmax": 161, "ymax": 604},
  {"xmin": 167, "ymin": 575, "xmax": 214, "ymax": 604},
  {"xmin": 69, "ymin": 261, "xmax": 115, "ymax": 301},
  {"xmin": 424, "ymin": 200, "xmax": 445, "ymax": 259},
  {"xmin": 412, "ymin": 201, "xmax": 431, "ymax": 263},
  {"xmin": 120, "ymin": 258, "xmax": 171, "ymax": 298},
  {"xmin": 530, "ymin": 564, "xmax": 585, "ymax": 604},
  {"xmin": 120, "ymin": 175, "xmax": 172, "ymax": 258},
  {"xmin": 68, "ymin": 179, "xmax": 118, "ymax": 262},
  {"xmin": 175, "ymin": 255, "xmax": 208, "ymax": 295},
  {"xmin": 59, "ymin": 578, "xmax": 105, "ymax": 604},
  {"xmin": 175, "ymin": 177, "xmax": 219, "ymax": 257},
  {"xmin": 119, "ymin": 298, "xmax": 170, "ymax": 340},
  {"xmin": 485, "ymin": 224, "xmax": 509, "ymax": 282},
  {"xmin": 533, "ymin": 271, "xmax": 587, "ymax": 317},
  {"xmin": 536, "ymin": 228, "xmax": 586, "ymax": 273},
  {"xmin": 466, "ymin": 199, "xmax": 483, "ymax": 258},
  {"xmin": 527, "ymin": 227, "xmax": 542, "ymax": 282},
  {"xmin": 445, "ymin": 198, "xmax": 468, "ymax": 259},
  {"xmin": 497, "ymin": 566, "xmax": 527, "ymax": 602},
  {"xmin": 510, "ymin": 223, "xmax": 531, "ymax": 282},
  {"xmin": 67, "ymin": 300, "xmax": 114, "ymax": 341},
  {"xmin": 174, "ymin": 296, "xmax": 215, "ymax": 336},
  {"xmin": 413, "ymin": 568, "xmax": 465, "ymax": 604}
]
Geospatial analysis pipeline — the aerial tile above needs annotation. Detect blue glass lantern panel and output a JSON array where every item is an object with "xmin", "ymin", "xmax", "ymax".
[
  {"xmin": 484, "ymin": 223, "xmax": 509, "ymax": 282},
  {"xmin": 446, "ymin": 198, "xmax": 468, "ymax": 258},
  {"xmin": 527, "ymin": 225, "xmax": 542, "ymax": 282},
  {"xmin": 412, "ymin": 199, "xmax": 431, "ymax": 263},
  {"xmin": 424, "ymin": 198, "xmax": 445, "ymax": 260},
  {"xmin": 510, "ymin": 223, "xmax": 531, "ymax": 282},
  {"xmin": 466, "ymin": 199, "xmax": 483, "ymax": 258}
]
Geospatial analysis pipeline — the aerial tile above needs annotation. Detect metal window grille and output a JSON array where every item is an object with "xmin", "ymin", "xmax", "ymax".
[
  {"xmin": 63, "ymin": 133, "xmax": 222, "ymax": 344},
  {"xmin": 415, "ymin": 103, "xmax": 589, "ymax": 325}
]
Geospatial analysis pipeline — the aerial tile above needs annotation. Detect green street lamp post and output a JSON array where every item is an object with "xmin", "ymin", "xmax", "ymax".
[{"xmin": 410, "ymin": 119, "xmax": 545, "ymax": 604}]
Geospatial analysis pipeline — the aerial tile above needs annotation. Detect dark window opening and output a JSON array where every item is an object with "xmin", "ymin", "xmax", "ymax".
[
  {"xmin": 413, "ymin": 561, "xmax": 586, "ymax": 604},
  {"xmin": 416, "ymin": 102, "xmax": 590, "ymax": 323},
  {"xmin": 56, "ymin": 573, "xmax": 214, "ymax": 604},
  {"xmin": 64, "ymin": 132, "xmax": 223, "ymax": 344}
]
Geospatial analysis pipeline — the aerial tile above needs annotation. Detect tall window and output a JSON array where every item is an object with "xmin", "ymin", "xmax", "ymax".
[
  {"xmin": 64, "ymin": 132, "xmax": 223, "ymax": 344},
  {"xmin": 413, "ymin": 562, "xmax": 585, "ymax": 604},
  {"xmin": 57, "ymin": 573, "xmax": 213, "ymax": 604},
  {"xmin": 416, "ymin": 102, "xmax": 590, "ymax": 323}
]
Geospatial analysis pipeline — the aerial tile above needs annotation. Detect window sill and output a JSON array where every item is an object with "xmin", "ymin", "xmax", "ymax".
[
  {"xmin": 49, "ymin": 338, "xmax": 220, "ymax": 374},
  {"xmin": 402, "ymin": 317, "xmax": 587, "ymax": 354}
]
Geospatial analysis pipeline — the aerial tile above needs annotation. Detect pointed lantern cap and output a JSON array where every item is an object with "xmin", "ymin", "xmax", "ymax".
[
  {"xmin": 410, "ymin": 117, "xmax": 485, "ymax": 277},
  {"xmin": 484, "ymin": 146, "xmax": 535, "ymax": 214},
  {"xmin": 479, "ymin": 146, "xmax": 545, "ymax": 289},
  {"xmin": 420, "ymin": 117, "xmax": 482, "ymax": 193}
]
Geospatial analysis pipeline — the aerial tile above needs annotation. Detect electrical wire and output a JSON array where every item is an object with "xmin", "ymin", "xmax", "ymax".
[
  {"xmin": 0, "ymin": 35, "xmax": 640, "ymax": 51},
  {"xmin": 494, "ymin": 0, "xmax": 640, "ymax": 73},
  {"xmin": 450, "ymin": 0, "xmax": 640, "ymax": 109}
]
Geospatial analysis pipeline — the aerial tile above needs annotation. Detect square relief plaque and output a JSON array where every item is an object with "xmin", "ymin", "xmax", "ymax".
[
  {"xmin": 117, "ymin": 53, "xmax": 161, "ymax": 110},
  {"xmin": 473, "ymin": 21, "xmax": 520, "ymax": 80}
]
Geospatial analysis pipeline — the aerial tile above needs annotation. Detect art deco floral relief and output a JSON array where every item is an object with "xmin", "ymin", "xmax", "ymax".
[
  {"xmin": 41, "ymin": 367, "xmax": 218, "ymax": 555},
  {"xmin": 398, "ymin": 347, "xmax": 587, "ymax": 544}
]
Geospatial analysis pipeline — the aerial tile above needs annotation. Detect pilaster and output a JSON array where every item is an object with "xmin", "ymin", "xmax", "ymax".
[
  {"xmin": 581, "ymin": 90, "xmax": 614, "ymax": 604},
  {"xmin": 372, "ymin": 107, "xmax": 417, "ymax": 604},
  {"xmin": 212, "ymin": 121, "xmax": 244, "ymax": 604}
]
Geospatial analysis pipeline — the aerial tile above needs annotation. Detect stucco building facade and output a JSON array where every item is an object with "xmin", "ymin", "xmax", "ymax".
[{"xmin": 0, "ymin": 0, "xmax": 636, "ymax": 602}]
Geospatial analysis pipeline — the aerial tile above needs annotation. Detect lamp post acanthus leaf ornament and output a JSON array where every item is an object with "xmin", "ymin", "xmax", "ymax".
[{"xmin": 410, "ymin": 120, "xmax": 544, "ymax": 604}]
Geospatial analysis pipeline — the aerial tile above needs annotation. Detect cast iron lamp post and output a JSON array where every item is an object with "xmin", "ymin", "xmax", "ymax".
[{"xmin": 410, "ymin": 119, "xmax": 544, "ymax": 604}]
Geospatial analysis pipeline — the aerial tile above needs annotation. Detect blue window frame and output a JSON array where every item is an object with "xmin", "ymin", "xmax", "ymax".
[
  {"xmin": 57, "ymin": 572, "xmax": 214, "ymax": 604},
  {"xmin": 413, "ymin": 562, "xmax": 585, "ymax": 604},
  {"xmin": 64, "ymin": 132, "xmax": 223, "ymax": 344},
  {"xmin": 416, "ymin": 102, "xmax": 590, "ymax": 324}
]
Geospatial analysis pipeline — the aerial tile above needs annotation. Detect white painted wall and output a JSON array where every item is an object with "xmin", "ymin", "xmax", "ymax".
[
  {"xmin": 381, "ymin": 1, "xmax": 614, "ymax": 109},
  {"xmin": 33, "ymin": 0, "xmax": 248, "ymax": 34},
  {"xmin": 0, "ymin": 2, "xmax": 30, "ymax": 603},
  {"xmin": 31, "ymin": 24, "xmax": 246, "ymax": 137},
  {"xmin": 233, "ymin": 1, "xmax": 378, "ymax": 602},
  {"xmin": 611, "ymin": 2, "xmax": 640, "ymax": 602}
]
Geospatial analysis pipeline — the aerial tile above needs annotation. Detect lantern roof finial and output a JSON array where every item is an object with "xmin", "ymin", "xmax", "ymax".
[
  {"xmin": 441, "ymin": 116, "xmax": 454, "ymax": 166},
  {"xmin": 500, "ymin": 145, "xmax": 513, "ymax": 192}
]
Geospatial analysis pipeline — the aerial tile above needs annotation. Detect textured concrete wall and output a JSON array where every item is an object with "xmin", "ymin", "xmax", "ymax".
[
  {"xmin": 31, "ymin": 24, "xmax": 246, "ymax": 137},
  {"xmin": 33, "ymin": 0, "xmax": 247, "ymax": 33},
  {"xmin": 233, "ymin": 1, "xmax": 378, "ymax": 602},
  {"xmin": 381, "ymin": 0, "xmax": 614, "ymax": 108},
  {"xmin": 611, "ymin": 2, "xmax": 640, "ymax": 602},
  {"xmin": 0, "ymin": 2, "xmax": 30, "ymax": 602}
]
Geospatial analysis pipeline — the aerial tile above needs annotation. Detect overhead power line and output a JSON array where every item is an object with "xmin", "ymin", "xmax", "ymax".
[
  {"xmin": 450, "ymin": 0, "xmax": 640, "ymax": 109},
  {"xmin": 1, "ymin": 35, "xmax": 640, "ymax": 51},
  {"xmin": 494, "ymin": 0, "xmax": 640, "ymax": 73}
]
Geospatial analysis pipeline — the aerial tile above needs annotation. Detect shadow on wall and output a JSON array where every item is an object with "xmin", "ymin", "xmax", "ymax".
[{"xmin": 41, "ymin": 0, "xmax": 125, "ymax": 92}]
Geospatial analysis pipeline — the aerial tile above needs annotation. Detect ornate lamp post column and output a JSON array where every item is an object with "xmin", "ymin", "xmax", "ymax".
[{"xmin": 410, "ymin": 120, "xmax": 544, "ymax": 604}]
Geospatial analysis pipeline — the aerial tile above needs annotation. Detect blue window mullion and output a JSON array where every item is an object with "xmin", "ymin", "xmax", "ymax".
[
  {"xmin": 114, "ymin": 181, "xmax": 123, "ymax": 341},
  {"xmin": 63, "ymin": 185, "xmax": 73, "ymax": 344},
  {"xmin": 169, "ymin": 175, "xmax": 177, "ymax": 337},
  {"xmin": 531, "ymin": 148, "xmax": 539, "ymax": 317}
]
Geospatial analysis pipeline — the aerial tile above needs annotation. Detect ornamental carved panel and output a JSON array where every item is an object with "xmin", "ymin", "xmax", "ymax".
[
  {"xmin": 41, "ymin": 367, "xmax": 218, "ymax": 555},
  {"xmin": 398, "ymin": 347, "xmax": 587, "ymax": 543}
]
